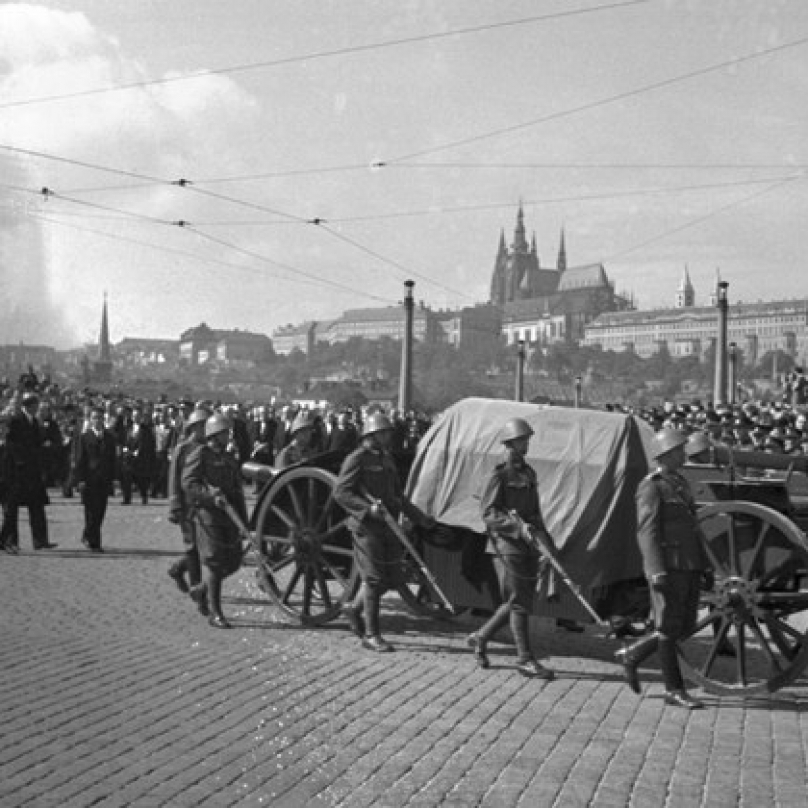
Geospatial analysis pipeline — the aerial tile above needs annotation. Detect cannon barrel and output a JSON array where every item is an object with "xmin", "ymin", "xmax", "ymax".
[{"xmin": 241, "ymin": 461, "xmax": 280, "ymax": 485}]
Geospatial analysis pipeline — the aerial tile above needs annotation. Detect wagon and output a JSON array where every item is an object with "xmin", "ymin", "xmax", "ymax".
[{"xmin": 237, "ymin": 398, "xmax": 808, "ymax": 697}]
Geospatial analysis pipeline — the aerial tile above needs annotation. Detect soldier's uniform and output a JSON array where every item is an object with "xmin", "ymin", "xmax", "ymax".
[
  {"xmin": 334, "ymin": 413, "xmax": 431, "ymax": 651},
  {"xmin": 182, "ymin": 442, "xmax": 247, "ymax": 578},
  {"xmin": 616, "ymin": 428, "xmax": 711, "ymax": 708},
  {"xmin": 636, "ymin": 468, "xmax": 709, "ymax": 642},
  {"xmin": 166, "ymin": 408, "xmax": 210, "ymax": 597}
]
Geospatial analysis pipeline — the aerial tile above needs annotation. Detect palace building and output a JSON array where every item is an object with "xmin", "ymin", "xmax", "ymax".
[{"xmin": 582, "ymin": 269, "xmax": 808, "ymax": 365}]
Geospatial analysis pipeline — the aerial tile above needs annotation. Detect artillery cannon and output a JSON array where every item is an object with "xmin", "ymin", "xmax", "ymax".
[{"xmin": 232, "ymin": 400, "xmax": 808, "ymax": 698}]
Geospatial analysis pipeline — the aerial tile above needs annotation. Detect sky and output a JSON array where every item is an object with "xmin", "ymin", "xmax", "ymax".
[{"xmin": 1, "ymin": 0, "xmax": 807, "ymax": 349}]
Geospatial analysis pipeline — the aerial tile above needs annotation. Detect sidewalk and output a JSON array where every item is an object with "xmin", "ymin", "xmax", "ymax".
[{"xmin": 1, "ymin": 492, "xmax": 807, "ymax": 807}]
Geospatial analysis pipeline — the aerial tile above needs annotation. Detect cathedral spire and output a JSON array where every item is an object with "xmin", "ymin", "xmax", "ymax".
[
  {"xmin": 557, "ymin": 227, "xmax": 567, "ymax": 272},
  {"xmin": 513, "ymin": 203, "xmax": 528, "ymax": 252},
  {"xmin": 675, "ymin": 265, "xmax": 695, "ymax": 308}
]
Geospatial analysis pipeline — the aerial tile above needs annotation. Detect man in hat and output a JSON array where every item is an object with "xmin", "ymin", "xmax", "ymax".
[
  {"xmin": 615, "ymin": 428, "xmax": 712, "ymax": 708},
  {"xmin": 72, "ymin": 405, "xmax": 117, "ymax": 552},
  {"xmin": 0, "ymin": 393, "xmax": 55, "ymax": 552},
  {"xmin": 276, "ymin": 410, "xmax": 316, "ymax": 469}
]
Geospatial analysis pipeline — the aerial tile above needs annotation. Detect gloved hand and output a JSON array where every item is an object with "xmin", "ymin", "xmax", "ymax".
[
  {"xmin": 368, "ymin": 501, "xmax": 385, "ymax": 520},
  {"xmin": 651, "ymin": 573, "xmax": 669, "ymax": 591}
]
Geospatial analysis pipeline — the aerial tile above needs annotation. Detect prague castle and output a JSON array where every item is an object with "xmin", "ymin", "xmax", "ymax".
[{"xmin": 490, "ymin": 205, "xmax": 633, "ymax": 345}]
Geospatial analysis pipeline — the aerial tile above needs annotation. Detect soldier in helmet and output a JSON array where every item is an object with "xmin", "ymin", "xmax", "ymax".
[
  {"xmin": 466, "ymin": 416, "xmax": 555, "ymax": 680},
  {"xmin": 181, "ymin": 412, "xmax": 248, "ymax": 628},
  {"xmin": 334, "ymin": 411, "xmax": 435, "ymax": 652},
  {"xmin": 276, "ymin": 410, "xmax": 316, "ymax": 469},
  {"xmin": 166, "ymin": 406, "xmax": 211, "ymax": 606},
  {"xmin": 615, "ymin": 428, "xmax": 712, "ymax": 708}
]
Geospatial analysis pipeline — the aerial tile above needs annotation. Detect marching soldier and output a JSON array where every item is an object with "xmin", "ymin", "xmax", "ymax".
[
  {"xmin": 181, "ymin": 413, "xmax": 248, "ymax": 629},
  {"xmin": 615, "ymin": 428, "xmax": 711, "ymax": 708},
  {"xmin": 275, "ymin": 410, "xmax": 316, "ymax": 469},
  {"xmin": 466, "ymin": 417, "xmax": 555, "ymax": 680},
  {"xmin": 334, "ymin": 412, "xmax": 434, "ymax": 652},
  {"xmin": 166, "ymin": 407, "xmax": 211, "ymax": 608}
]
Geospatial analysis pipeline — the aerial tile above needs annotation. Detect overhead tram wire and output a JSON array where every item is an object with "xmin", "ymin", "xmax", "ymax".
[
  {"xmin": 30, "ymin": 211, "xmax": 393, "ymax": 302},
  {"xmin": 383, "ymin": 34, "xmax": 808, "ymax": 165},
  {"xmin": 604, "ymin": 174, "xmax": 804, "ymax": 263},
  {"xmin": 188, "ymin": 175, "xmax": 801, "ymax": 227},
  {"xmin": 0, "ymin": 142, "xmax": 475, "ymax": 301},
  {"xmin": 0, "ymin": 1, "xmax": 646, "ymax": 110}
]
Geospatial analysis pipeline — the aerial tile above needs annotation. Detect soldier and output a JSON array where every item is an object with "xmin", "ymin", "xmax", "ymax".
[
  {"xmin": 615, "ymin": 428, "xmax": 711, "ymax": 709},
  {"xmin": 181, "ymin": 413, "xmax": 248, "ymax": 629},
  {"xmin": 466, "ymin": 417, "xmax": 555, "ymax": 680},
  {"xmin": 334, "ymin": 412, "xmax": 434, "ymax": 652},
  {"xmin": 275, "ymin": 411, "xmax": 316, "ymax": 469},
  {"xmin": 166, "ymin": 407, "xmax": 211, "ymax": 608}
]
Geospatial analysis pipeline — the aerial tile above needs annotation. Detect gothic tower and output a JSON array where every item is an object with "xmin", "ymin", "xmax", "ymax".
[
  {"xmin": 93, "ymin": 293, "xmax": 113, "ymax": 383},
  {"xmin": 675, "ymin": 265, "xmax": 695, "ymax": 308},
  {"xmin": 557, "ymin": 227, "xmax": 567, "ymax": 272}
]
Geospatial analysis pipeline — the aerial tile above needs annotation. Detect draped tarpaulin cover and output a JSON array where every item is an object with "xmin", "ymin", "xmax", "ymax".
[{"xmin": 406, "ymin": 398, "xmax": 655, "ymax": 591}]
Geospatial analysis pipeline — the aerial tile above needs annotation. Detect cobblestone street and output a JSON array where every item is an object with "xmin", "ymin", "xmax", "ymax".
[{"xmin": 2, "ymin": 493, "xmax": 808, "ymax": 807}]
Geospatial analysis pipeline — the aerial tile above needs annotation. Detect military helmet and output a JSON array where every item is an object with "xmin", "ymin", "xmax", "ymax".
[
  {"xmin": 500, "ymin": 417, "xmax": 534, "ymax": 444},
  {"xmin": 291, "ymin": 411, "xmax": 315, "ymax": 435},
  {"xmin": 362, "ymin": 412, "xmax": 394, "ymax": 438},
  {"xmin": 650, "ymin": 428, "xmax": 688, "ymax": 459},
  {"xmin": 685, "ymin": 431, "xmax": 712, "ymax": 458},
  {"xmin": 186, "ymin": 407, "xmax": 211, "ymax": 431},
  {"xmin": 205, "ymin": 412, "xmax": 232, "ymax": 439}
]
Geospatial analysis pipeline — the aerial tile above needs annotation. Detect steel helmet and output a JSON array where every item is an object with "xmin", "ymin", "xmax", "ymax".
[
  {"xmin": 291, "ymin": 411, "xmax": 315, "ymax": 435},
  {"xmin": 185, "ymin": 407, "xmax": 211, "ymax": 431},
  {"xmin": 205, "ymin": 412, "xmax": 232, "ymax": 438},
  {"xmin": 650, "ymin": 428, "xmax": 688, "ymax": 459},
  {"xmin": 500, "ymin": 417, "xmax": 534, "ymax": 444},
  {"xmin": 685, "ymin": 431, "xmax": 712, "ymax": 458},
  {"xmin": 362, "ymin": 412, "xmax": 394, "ymax": 438}
]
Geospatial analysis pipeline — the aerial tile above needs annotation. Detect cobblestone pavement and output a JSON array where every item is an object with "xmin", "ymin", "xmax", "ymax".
[{"xmin": 2, "ymin": 492, "xmax": 808, "ymax": 807}]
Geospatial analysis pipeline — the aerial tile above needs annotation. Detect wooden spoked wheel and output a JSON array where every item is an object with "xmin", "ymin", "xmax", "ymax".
[
  {"xmin": 252, "ymin": 466, "xmax": 358, "ymax": 625},
  {"xmin": 677, "ymin": 501, "xmax": 808, "ymax": 696}
]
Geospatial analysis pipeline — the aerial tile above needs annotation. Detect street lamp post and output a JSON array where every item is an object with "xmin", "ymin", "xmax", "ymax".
[
  {"xmin": 398, "ymin": 280, "xmax": 414, "ymax": 413},
  {"xmin": 713, "ymin": 281, "xmax": 729, "ymax": 407},
  {"xmin": 728, "ymin": 342, "xmax": 737, "ymax": 405},
  {"xmin": 574, "ymin": 375, "xmax": 582, "ymax": 408},
  {"xmin": 515, "ymin": 340, "xmax": 525, "ymax": 402}
]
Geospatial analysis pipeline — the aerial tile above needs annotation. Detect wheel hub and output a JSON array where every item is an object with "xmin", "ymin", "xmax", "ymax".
[{"xmin": 713, "ymin": 575, "xmax": 761, "ymax": 621}]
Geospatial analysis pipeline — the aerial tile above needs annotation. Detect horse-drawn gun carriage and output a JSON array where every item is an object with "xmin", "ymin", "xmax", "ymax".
[{"xmin": 236, "ymin": 398, "xmax": 808, "ymax": 698}]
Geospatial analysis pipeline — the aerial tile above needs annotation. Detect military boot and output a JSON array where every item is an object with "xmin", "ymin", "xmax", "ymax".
[{"xmin": 614, "ymin": 632, "xmax": 659, "ymax": 694}]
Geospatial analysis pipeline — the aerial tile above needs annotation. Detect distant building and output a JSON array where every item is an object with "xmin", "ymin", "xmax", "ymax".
[
  {"xmin": 316, "ymin": 305, "xmax": 440, "ymax": 346},
  {"xmin": 115, "ymin": 338, "xmax": 179, "ymax": 366},
  {"xmin": 273, "ymin": 322, "xmax": 317, "ymax": 356},
  {"xmin": 180, "ymin": 323, "xmax": 272, "ymax": 365},
  {"xmin": 437, "ymin": 304, "xmax": 502, "ymax": 350},
  {"xmin": 583, "ymin": 275, "xmax": 808, "ymax": 364},
  {"xmin": 490, "ymin": 206, "xmax": 632, "ymax": 345}
]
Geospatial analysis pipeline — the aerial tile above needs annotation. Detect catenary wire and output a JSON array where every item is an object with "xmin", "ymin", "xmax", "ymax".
[{"xmin": 0, "ymin": 1, "xmax": 646, "ymax": 110}]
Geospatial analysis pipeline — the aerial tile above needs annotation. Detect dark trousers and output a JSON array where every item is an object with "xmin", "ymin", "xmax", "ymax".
[
  {"xmin": 1, "ymin": 502, "xmax": 48, "ymax": 548},
  {"xmin": 82, "ymin": 485, "xmax": 109, "ymax": 548},
  {"xmin": 477, "ymin": 554, "xmax": 539, "ymax": 662}
]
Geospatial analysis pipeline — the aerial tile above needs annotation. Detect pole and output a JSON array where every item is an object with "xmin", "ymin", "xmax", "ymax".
[
  {"xmin": 713, "ymin": 281, "xmax": 729, "ymax": 407},
  {"xmin": 398, "ymin": 280, "xmax": 414, "ymax": 413},
  {"xmin": 574, "ymin": 375, "xmax": 582, "ymax": 409},
  {"xmin": 515, "ymin": 340, "xmax": 525, "ymax": 402},
  {"xmin": 728, "ymin": 342, "xmax": 737, "ymax": 406}
]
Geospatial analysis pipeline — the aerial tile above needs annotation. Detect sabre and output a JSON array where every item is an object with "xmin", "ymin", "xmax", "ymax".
[
  {"xmin": 508, "ymin": 510, "xmax": 606, "ymax": 626},
  {"xmin": 362, "ymin": 490, "xmax": 455, "ymax": 613}
]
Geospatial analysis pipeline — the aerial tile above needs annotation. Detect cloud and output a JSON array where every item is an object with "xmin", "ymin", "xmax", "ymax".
[{"xmin": 0, "ymin": 3, "xmax": 264, "ymax": 347}]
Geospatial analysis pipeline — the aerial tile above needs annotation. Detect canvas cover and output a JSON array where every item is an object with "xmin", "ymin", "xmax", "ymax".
[{"xmin": 407, "ymin": 398, "xmax": 655, "ymax": 590}]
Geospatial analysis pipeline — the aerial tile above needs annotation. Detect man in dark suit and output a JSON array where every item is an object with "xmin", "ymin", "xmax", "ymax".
[
  {"xmin": 0, "ymin": 393, "xmax": 55, "ymax": 552},
  {"xmin": 72, "ymin": 405, "xmax": 117, "ymax": 552}
]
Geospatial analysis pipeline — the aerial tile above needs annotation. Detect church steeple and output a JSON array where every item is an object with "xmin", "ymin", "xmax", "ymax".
[
  {"xmin": 512, "ymin": 203, "xmax": 528, "ymax": 253},
  {"xmin": 93, "ymin": 293, "xmax": 113, "ymax": 384},
  {"xmin": 675, "ymin": 265, "xmax": 695, "ymax": 308},
  {"xmin": 557, "ymin": 227, "xmax": 567, "ymax": 272},
  {"xmin": 99, "ymin": 292, "xmax": 111, "ymax": 362}
]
